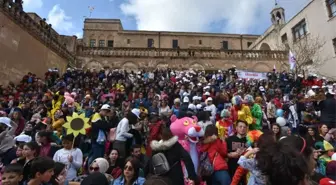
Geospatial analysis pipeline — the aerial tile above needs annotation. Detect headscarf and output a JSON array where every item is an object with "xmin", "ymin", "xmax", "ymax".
[{"xmin": 92, "ymin": 158, "xmax": 109, "ymax": 173}]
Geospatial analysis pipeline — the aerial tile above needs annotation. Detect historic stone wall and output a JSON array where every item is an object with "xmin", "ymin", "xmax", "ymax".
[
  {"xmin": 77, "ymin": 56, "xmax": 286, "ymax": 72},
  {"xmin": 59, "ymin": 35, "xmax": 78, "ymax": 54},
  {"xmin": 0, "ymin": 10, "xmax": 70, "ymax": 85},
  {"xmin": 82, "ymin": 19, "xmax": 259, "ymax": 50},
  {"xmin": 76, "ymin": 46, "xmax": 288, "ymax": 72}
]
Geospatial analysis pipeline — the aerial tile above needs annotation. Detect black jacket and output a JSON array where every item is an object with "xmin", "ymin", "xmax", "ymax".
[
  {"xmin": 319, "ymin": 96, "xmax": 336, "ymax": 128},
  {"xmin": 146, "ymin": 136, "xmax": 198, "ymax": 185},
  {"xmin": 90, "ymin": 113, "xmax": 114, "ymax": 144}
]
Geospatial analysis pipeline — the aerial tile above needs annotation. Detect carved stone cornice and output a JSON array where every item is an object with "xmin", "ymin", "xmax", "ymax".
[
  {"xmin": 0, "ymin": 1, "xmax": 76, "ymax": 64},
  {"xmin": 77, "ymin": 46, "xmax": 287, "ymax": 61}
]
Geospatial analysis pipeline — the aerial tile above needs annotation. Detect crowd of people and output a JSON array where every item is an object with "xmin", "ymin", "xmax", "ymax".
[{"xmin": 0, "ymin": 67, "xmax": 335, "ymax": 185}]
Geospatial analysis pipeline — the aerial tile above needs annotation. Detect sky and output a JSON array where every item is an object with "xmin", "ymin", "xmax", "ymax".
[{"xmin": 22, "ymin": 0, "xmax": 310, "ymax": 38}]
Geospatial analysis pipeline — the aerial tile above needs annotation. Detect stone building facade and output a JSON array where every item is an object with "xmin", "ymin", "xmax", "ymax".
[
  {"xmin": 0, "ymin": 1, "xmax": 76, "ymax": 85},
  {"xmin": 249, "ymin": 0, "xmax": 336, "ymax": 79},
  {"xmin": 0, "ymin": 0, "xmax": 290, "ymax": 85},
  {"xmin": 77, "ymin": 19, "xmax": 287, "ymax": 71}
]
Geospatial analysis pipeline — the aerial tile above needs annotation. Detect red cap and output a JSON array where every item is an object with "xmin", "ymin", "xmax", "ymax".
[{"xmin": 320, "ymin": 178, "xmax": 336, "ymax": 185}]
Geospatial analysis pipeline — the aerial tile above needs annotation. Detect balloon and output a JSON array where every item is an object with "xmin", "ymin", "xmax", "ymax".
[
  {"xmin": 276, "ymin": 117, "xmax": 286, "ymax": 127},
  {"xmin": 332, "ymin": 153, "xmax": 336, "ymax": 161},
  {"xmin": 276, "ymin": 109, "xmax": 284, "ymax": 117}
]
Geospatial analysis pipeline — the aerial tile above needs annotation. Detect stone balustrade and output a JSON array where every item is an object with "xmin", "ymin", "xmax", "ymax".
[
  {"xmin": 78, "ymin": 46, "xmax": 287, "ymax": 60},
  {"xmin": 0, "ymin": 0, "xmax": 76, "ymax": 64}
]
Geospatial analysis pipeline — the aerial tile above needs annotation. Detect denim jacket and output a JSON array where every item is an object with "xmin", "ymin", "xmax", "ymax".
[{"xmin": 112, "ymin": 177, "xmax": 145, "ymax": 185}]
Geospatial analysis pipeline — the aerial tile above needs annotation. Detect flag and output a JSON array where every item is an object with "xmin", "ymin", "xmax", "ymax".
[{"xmin": 289, "ymin": 50, "xmax": 296, "ymax": 70}]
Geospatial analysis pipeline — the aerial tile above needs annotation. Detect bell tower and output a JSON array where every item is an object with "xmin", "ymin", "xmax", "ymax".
[{"xmin": 271, "ymin": 0, "xmax": 286, "ymax": 25}]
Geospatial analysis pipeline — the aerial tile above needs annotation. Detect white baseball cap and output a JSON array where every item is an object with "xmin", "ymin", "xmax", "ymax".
[
  {"xmin": 206, "ymin": 97, "xmax": 213, "ymax": 101},
  {"xmin": 188, "ymin": 104, "xmax": 196, "ymax": 111},
  {"xmin": 0, "ymin": 117, "xmax": 12, "ymax": 128},
  {"xmin": 14, "ymin": 134, "xmax": 32, "ymax": 143},
  {"xmin": 131, "ymin": 108, "xmax": 141, "ymax": 119},
  {"xmin": 259, "ymin": 86, "xmax": 265, "ymax": 92},
  {"xmin": 204, "ymin": 92, "xmax": 210, "ymax": 96},
  {"xmin": 183, "ymin": 97, "xmax": 190, "ymax": 103},
  {"xmin": 100, "ymin": 104, "xmax": 111, "ymax": 111}
]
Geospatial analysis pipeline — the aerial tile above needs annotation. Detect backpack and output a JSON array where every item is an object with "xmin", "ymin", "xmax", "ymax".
[
  {"xmin": 198, "ymin": 152, "xmax": 215, "ymax": 177},
  {"xmin": 144, "ymin": 175, "xmax": 173, "ymax": 185},
  {"xmin": 152, "ymin": 153, "xmax": 171, "ymax": 175}
]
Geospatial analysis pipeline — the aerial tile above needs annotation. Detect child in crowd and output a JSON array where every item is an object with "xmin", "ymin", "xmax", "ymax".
[
  {"xmin": 53, "ymin": 135, "xmax": 83, "ymax": 181},
  {"xmin": 1, "ymin": 164, "xmax": 24, "ymax": 185},
  {"xmin": 25, "ymin": 157, "xmax": 55, "ymax": 185}
]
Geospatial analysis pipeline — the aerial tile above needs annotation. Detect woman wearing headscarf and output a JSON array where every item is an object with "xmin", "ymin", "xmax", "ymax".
[{"xmin": 73, "ymin": 158, "xmax": 110, "ymax": 183}]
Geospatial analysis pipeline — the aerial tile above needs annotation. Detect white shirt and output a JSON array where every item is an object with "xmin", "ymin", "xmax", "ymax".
[
  {"xmin": 159, "ymin": 106, "xmax": 170, "ymax": 116},
  {"xmin": 115, "ymin": 118, "xmax": 133, "ymax": 141},
  {"xmin": 53, "ymin": 148, "xmax": 83, "ymax": 180},
  {"xmin": 204, "ymin": 104, "xmax": 217, "ymax": 123}
]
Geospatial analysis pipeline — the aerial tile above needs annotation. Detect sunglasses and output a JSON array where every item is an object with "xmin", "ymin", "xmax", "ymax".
[
  {"xmin": 89, "ymin": 167, "xmax": 100, "ymax": 172},
  {"xmin": 124, "ymin": 165, "xmax": 133, "ymax": 171}
]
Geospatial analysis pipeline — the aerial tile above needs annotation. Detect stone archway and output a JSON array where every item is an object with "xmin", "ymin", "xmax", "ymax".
[
  {"xmin": 189, "ymin": 62, "xmax": 205, "ymax": 70},
  {"xmin": 259, "ymin": 43, "xmax": 271, "ymax": 50},
  {"xmin": 156, "ymin": 62, "xmax": 169, "ymax": 69},
  {"xmin": 83, "ymin": 60, "xmax": 103, "ymax": 70},
  {"xmin": 121, "ymin": 61, "xmax": 139, "ymax": 72},
  {"xmin": 252, "ymin": 62, "xmax": 271, "ymax": 72}
]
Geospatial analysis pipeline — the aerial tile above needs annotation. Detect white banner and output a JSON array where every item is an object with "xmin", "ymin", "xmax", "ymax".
[{"xmin": 236, "ymin": 70, "xmax": 268, "ymax": 80}]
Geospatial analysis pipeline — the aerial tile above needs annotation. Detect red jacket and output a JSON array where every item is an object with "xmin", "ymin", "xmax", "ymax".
[
  {"xmin": 201, "ymin": 135, "xmax": 228, "ymax": 171},
  {"xmin": 273, "ymin": 98, "xmax": 282, "ymax": 109},
  {"xmin": 14, "ymin": 118, "xmax": 25, "ymax": 136},
  {"xmin": 146, "ymin": 121, "xmax": 163, "ymax": 156}
]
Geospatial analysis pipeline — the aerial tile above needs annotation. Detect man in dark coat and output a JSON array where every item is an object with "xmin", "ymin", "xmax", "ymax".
[{"xmin": 319, "ymin": 92, "xmax": 336, "ymax": 129}]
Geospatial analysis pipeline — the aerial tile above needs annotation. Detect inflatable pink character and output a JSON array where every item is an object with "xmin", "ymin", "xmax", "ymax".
[{"xmin": 170, "ymin": 115, "xmax": 204, "ymax": 184}]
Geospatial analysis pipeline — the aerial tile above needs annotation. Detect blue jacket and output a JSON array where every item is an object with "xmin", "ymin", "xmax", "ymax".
[{"xmin": 113, "ymin": 177, "xmax": 145, "ymax": 185}]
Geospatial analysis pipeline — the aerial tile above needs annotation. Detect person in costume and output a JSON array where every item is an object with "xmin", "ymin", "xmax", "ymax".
[
  {"xmin": 216, "ymin": 109, "xmax": 234, "ymax": 140},
  {"xmin": 51, "ymin": 91, "xmax": 65, "ymax": 123},
  {"xmin": 170, "ymin": 115, "xmax": 204, "ymax": 184},
  {"xmin": 230, "ymin": 96, "xmax": 253, "ymax": 127},
  {"xmin": 314, "ymin": 140, "xmax": 335, "ymax": 176},
  {"xmin": 231, "ymin": 131, "xmax": 275, "ymax": 185},
  {"xmin": 244, "ymin": 95, "xmax": 262, "ymax": 131},
  {"xmin": 52, "ymin": 109, "xmax": 65, "ymax": 137}
]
